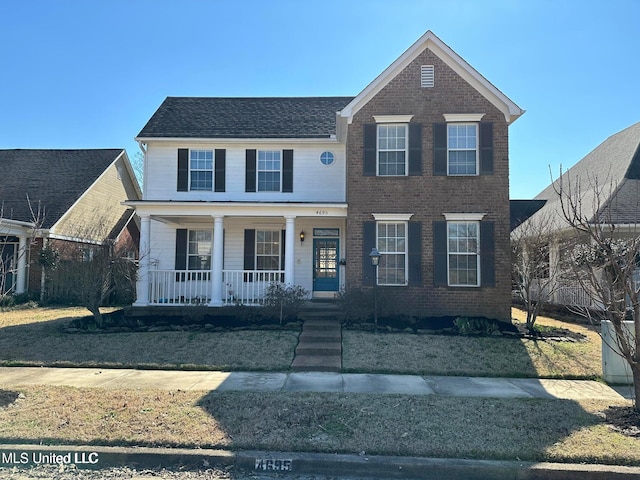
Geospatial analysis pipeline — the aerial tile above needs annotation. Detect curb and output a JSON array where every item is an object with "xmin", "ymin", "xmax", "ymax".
[{"xmin": 1, "ymin": 444, "xmax": 640, "ymax": 479}]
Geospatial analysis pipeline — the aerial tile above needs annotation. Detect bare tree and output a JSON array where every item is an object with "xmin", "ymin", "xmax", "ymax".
[
  {"xmin": 43, "ymin": 215, "xmax": 137, "ymax": 327},
  {"xmin": 511, "ymin": 213, "xmax": 566, "ymax": 332},
  {"xmin": 554, "ymin": 171, "xmax": 640, "ymax": 410}
]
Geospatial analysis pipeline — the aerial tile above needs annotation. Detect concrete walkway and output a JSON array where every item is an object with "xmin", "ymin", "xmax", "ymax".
[{"xmin": 0, "ymin": 366, "xmax": 631, "ymax": 400}]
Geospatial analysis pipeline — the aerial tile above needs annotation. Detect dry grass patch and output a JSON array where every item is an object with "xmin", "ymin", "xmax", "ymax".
[
  {"xmin": 0, "ymin": 386, "xmax": 637, "ymax": 465},
  {"xmin": 0, "ymin": 306, "xmax": 297, "ymax": 371},
  {"xmin": 342, "ymin": 308, "xmax": 601, "ymax": 379}
]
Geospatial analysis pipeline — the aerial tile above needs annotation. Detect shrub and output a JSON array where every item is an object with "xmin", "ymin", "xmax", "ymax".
[
  {"xmin": 454, "ymin": 316, "xmax": 501, "ymax": 336},
  {"xmin": 262, "ymin": 283, "xmax": 309, "ymax": 325}
]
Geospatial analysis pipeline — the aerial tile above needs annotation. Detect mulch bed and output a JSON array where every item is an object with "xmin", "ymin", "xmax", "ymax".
[{"xmin": 604, "ymin": 405, "xmax": 640, "ymax": 437}]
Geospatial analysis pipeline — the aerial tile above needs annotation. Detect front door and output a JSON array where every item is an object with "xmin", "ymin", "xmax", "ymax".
[{"xmin": 313, "ymin": 238, "xmax": 339, "ymax": 292}]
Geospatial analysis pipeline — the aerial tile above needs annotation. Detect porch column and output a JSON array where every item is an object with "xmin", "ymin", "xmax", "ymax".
[
  {"xmin": 209, "ymin": 215, "xmax": 224, "ymax": 306},
  {"xmin": 284, "ymin": 215, "xmax": 296, "ymax": 286},
  {"xmin": 15, "ymin": 236, "xmax": 28, "ymax": 294},
  {"xmin": 134, "ymin": 214, "xmax": 150, "ymax": 306}
]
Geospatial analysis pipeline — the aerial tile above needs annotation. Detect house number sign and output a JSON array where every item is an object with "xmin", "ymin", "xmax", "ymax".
[
  {"xmin": 255, "ymin": 458, "xmax": 293, "ymax": 471},
  {"xmin": 315, "ymin": 209, "xmax": 329, "ymax": 215}
]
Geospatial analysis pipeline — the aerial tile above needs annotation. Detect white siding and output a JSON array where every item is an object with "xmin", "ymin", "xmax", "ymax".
[{"xmin": 144, "ymin": 142, "xmax": 346, "ymax": 203}]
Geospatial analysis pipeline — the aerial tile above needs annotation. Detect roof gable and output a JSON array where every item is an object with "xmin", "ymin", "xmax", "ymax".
[
  {"xmin": 519, "ymin": 121, "xmax": 640, "ymax": 232},
  {"xmin": 137, "ymin": 96, "xmax": 354, "ymax": 140},
  {"xmin": 0, "ymin": 149, "xmax": 126, "ymax": 228},
  {"xmin": 339, "ymin": 30, "xmax": 524, "ymax": 125}
]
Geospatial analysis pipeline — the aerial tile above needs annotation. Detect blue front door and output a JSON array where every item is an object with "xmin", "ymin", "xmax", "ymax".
[{"xmin": 313, "ymin": 238, "xmax": 339, "ymax": 292}]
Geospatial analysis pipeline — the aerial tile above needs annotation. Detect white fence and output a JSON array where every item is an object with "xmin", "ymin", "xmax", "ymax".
[{"xmin": 148, "ymin": 269, "xmax": 284, "ymax": 306}]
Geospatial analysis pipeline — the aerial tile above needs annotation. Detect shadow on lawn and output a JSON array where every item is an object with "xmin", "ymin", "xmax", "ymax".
[{"xmin": 195, "ymin": 389, "xmax": 614, "ymax": 465}]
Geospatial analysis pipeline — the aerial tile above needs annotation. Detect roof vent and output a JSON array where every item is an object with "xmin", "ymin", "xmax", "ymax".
[{"xmin": 421, "ymin": 65, "xmax": 434, "ymax": 88}]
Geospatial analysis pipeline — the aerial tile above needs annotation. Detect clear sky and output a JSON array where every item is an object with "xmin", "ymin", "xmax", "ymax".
[{"xmin": 1, "ymin": 0, "xmax": 638, "ymax": 199}]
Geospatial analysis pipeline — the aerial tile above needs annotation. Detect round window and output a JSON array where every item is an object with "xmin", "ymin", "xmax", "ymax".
[{"xmin": 320, "ymin": 151, "xmax": 335, "ymax": 166}]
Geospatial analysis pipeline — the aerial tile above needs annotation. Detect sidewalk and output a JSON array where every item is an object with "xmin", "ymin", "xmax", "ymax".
[{"xmin": 0, "ymin": 366, "xmax": 631, "ymax": 400}]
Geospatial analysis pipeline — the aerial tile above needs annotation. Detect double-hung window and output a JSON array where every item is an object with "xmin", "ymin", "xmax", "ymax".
[
  {"xmin": 447, "ymin": 221, "xmax": 479, "ymax": 286},
  {"xmin": 256, "ymin": 230, "xmax": 280, "ymax": 270},
  {"xmin": 378, "ymin": 125, "xmax": 407, "ymax": 176},
  {"xmin": 188, "ymin": 230, "xmax": 212, "ymax": 270},
  {"xmin": 448, "ymin": 124, "xmax": 478, "ymax": 175},
  {"xmin": 257, "ymin": 150, "xmax": 281, "ymax": 192},
  {"xmin": 377, "ymin": 222, "xmax": 407, "ymax": 285},
  {"xmin": 190, "ymin": 150, "xmax": 214, "ymax": 190}
]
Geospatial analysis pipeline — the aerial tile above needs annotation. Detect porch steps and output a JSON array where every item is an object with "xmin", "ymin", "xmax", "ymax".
[{"xmin": 291, "ymin": 315, "xmax": 342, "ymax": 372}]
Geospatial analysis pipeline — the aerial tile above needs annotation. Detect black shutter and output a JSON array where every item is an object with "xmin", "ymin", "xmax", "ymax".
[
  {"xmin": 480, "ymin": 221, "xmax": 496, "ymax": 286},
  {"xmin": 175, "ymin": 229, "xmax": 188, "ymax": 282},
  {"xmin": 214, "ymin": 149, "xmax": 226, "ymax": 192},
  {"xmin": 362, "ymin": 221, "xmax": 376, "ymax": 284},
  {"xmin": 243, "ymin": 229, "xmax": 255, "ymax": 270},
  {"xmin": 433, "ymin": 123, "xmax": 447, "ymax": 176},
  {"xmin": 408, "ymin": 123, "xmax": 422, "ymax": 176},
  {"xmin": 479, "ymin": 123, "xmax": 494, "ymax": 175},
  {"xmin": 433, "ymin": 221, "xmax": 448, "ymax": 286},
  {"xmin": 280, "ymin": 229, "xmax": 286, "ymax": 270},
  {"xmin": 177, "ymin": 149, "xmax": 189, "ymax": 191},
  {"xmin": 245, "ymin": 149, "xmax": 257, "ymax": 192},
  {"xmin": 282, "ymin": 149, "xmax": 293, "ymax": 192},
  {"xmin": 408, "ymin": 221, "xmax": 422, "ymax": 284},
  {"xmin": 363, "ymin": 124, "xmax": 377, "ymax": 176},
  {"xmin": 244, "ymin": 229, "xmax": 255, "ymax": 282}
]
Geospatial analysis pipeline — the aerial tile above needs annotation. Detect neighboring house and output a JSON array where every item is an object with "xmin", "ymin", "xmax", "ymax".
[
  {"xmin": 0, "ymin": 149, "xmax": 142, "ymax": 298},
  {"xmin": 513, "ymin": 121, "xmax": 640, "ymax": 306},
  {"xmin": 130, "ymin": 30, "xmax": 523, "ymax": 321}
]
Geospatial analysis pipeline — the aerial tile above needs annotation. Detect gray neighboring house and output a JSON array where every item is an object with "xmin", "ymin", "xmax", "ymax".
[
  {"xmin": 514, "ymin": 121, "xmax": 640, "ymax": 306},
  {"xmin": 0, "ymin": 149, "xmax": 141, "ymax": 297}
]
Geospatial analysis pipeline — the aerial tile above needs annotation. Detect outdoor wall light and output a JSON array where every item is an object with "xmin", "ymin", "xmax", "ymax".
[
  {"xmin": 369, "ymin": 247, "xmax": 381, "ymax": 266},
  {"xmin": 300, "ymin": 230, "xmax": 305, "ymax": 242}
]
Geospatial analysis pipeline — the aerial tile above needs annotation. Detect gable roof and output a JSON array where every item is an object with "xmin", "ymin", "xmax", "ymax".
[
  {"xmin": 510, "ymin": 199, "xmax": 547, "ymax": 231},
  {"xmin": 339, "ymin": 30, "xmax": 524, "ymax": 125},
  {"xmin": 519, "ymin": 121, "xmax": 640, "ymax": 232},
  {"xmin": 0, "ymin": 149, "xmax": 126, "ymax": 229},
  {"xmin": 136, "ymin": 96, "xmax": 354, "ymax": 140}
]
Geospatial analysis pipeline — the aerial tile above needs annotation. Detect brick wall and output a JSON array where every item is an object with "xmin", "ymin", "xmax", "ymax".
[{"xmin": 345, "ymin": 49, "xmax": 512, "ymax": 321}]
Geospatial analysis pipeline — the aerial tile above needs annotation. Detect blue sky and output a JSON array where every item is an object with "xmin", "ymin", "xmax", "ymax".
[{"xmin": 1, "ymin": 0, "xmax": 638, "ymax": 199}]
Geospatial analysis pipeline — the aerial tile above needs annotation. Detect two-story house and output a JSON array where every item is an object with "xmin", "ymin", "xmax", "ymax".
[{"xmin": 130, "ymin": 30, "xmax": 523, "ymax": 321}]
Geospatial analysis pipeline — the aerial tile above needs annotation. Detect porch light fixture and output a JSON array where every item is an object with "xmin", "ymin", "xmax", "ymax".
[
  {"xmin": 300, "ymin": 230, "xmax": 305, "ymax": 243},
  {"xmin": 369, "ymin": 247, "xmax": 381, "ymax": 333}
]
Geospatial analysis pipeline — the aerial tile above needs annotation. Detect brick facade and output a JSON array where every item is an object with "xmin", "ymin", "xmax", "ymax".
[{"xmin": 345, "ymin": 49, "xmax": 512, "ymax": 321}]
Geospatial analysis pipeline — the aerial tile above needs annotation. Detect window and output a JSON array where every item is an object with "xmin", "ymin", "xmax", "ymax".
[
  {"xmin": 190, "ymin": 150, "xmax": 213, "ymax": 190},
  {"xmin": 257, "ymin": 150, "xmax": 281, "ymax": 192},
  {"xmin": 377, "ymin": 222, "xmax": 407, "ymax": 285},
  {"xmin": 378, "ymin": 125, "xmax": 407, "ymax": 176},
  {"xmin": 448, "ymin": 222, "xmax": 479, "ymax": 286},
  {"xmin": 188, "ymin": 230, "xmax": 212, "ymax": 270},
  {"xmin": 448, "ymin": 124, "xmax": 478, "ymax": 175},
  {"xmin": 320, "ymin": 151, "xmax": 335, "ymax": 166},
  {"xmin": 256, "ymin": 230, "xmax": 280, "ymax": 270}
]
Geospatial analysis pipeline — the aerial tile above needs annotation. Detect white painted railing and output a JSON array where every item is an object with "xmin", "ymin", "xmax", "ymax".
[
  {"xmin": 149, "ymin": 270, "xmax": 212, "ymax": 305},
  {"xmin": 223, "ymin": 270, "xmax": 284, "ymax": 305},
  {"xmin": 147, "ymin": 269, "xmax": 284, "ymax": 306}
]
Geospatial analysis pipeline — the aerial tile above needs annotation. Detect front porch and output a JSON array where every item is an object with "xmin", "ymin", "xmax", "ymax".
[{"xmin": 130, "ymin": 202, "xmax": 348, "ymax": 307}]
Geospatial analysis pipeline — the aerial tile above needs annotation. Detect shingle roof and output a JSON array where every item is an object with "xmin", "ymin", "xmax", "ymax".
[
  {"xmin": 517, "ymin": 122, "xmax": 640, "ymax": 233},
  {"xmin": 0, "ymin": 149, "xmax": 124, "ymax": 228},
  {"xmin": 510, "ymin": 199, "xmax": 546, "ymax": 231},
  {"xmin": 136, "ymin": 97, "xmax": 355, "ymax": 139}
]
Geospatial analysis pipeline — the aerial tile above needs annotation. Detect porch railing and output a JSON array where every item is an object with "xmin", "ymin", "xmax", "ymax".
[{"xmin": 147, "ymin": 269, "xmax": 284, "ymax": 306}]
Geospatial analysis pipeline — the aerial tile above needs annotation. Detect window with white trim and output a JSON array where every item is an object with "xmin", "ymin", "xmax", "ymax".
[
  {"xmin": 378, "ymin": 124, "xmax": 407, "ymax": 176},
  {"xmin": 448, "ymin": 124, "xmax": 478, "ymax": 175},
  {"xmin": 377, "ymin": 222, "xmax": 407, "ymax": 285},
  {"xmin": 256, "ymin": 230, "xmax": 280, "ymax": 270},
  {"xmin": 257, "ymin": 150, "xmax": 281, "ymax": 192},
  {"xmin": 190, "ymin": 150, "xmax": 214, "ymax": 190},
  {"xmin": 188, "ymin": 230, "xmax": 212, "ymax": 270},
  {"xmin": 447, "ymin": 222, "xmax": 479, "ymax": 286}
]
